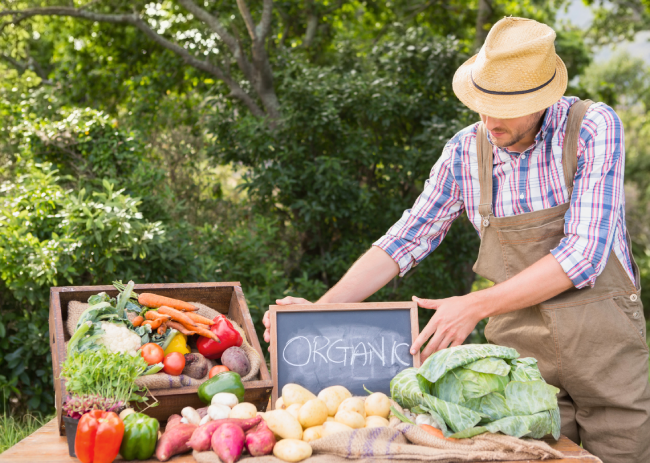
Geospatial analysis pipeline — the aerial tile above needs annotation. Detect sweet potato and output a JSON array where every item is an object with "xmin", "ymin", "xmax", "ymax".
[
  {"xmin": 245, "ymin": 420, "xmax": 276, "ymax": 456},
  {"xmin": 212, "ymin": 422, "xmax": 245, "ymax": 463},
  {"xmin": 155, "ymin": 423, "xmax": 197, "ymax": 461},
  {"xmin": 165, "ymin": 414, "xmax": 183, "ymax": 431},
  {"xmin": 186, "ymin": 416, "xmax": 262, "ymax": 452}
]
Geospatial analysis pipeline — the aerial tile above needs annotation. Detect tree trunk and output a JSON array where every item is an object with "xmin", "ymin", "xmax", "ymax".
[{"xmin": 474, "ymin": 0, "xmax": 492, "ymax": 51}]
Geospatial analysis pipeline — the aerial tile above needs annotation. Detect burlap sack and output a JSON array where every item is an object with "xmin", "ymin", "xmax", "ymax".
[
  {"xmin": 66, "ymin": 301, "xmax": 137, "ymax": 337},
  {"xmin": 134, "ymin": 372, "xmax": 205, "ymax": 389},
  {"xmin": 189, "ymin": 302, "xmax": 262, "ymax": 382},
  {"xmin": 192, "ymin": 424, "xmax": 565, "ymax": 463}
]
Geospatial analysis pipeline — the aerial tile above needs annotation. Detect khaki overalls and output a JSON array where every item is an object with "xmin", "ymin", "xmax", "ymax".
[{"xmin": 473, "ymin": 100, "xmax": 650, "ymax": 463}]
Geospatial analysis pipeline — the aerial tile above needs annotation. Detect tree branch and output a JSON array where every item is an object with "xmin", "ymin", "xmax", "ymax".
[
  {"xmin": 236, "ymin": 0, "xmax": 257, "ymax": 40},
  {"xmin": 0, "ymin": 6, "xmax": 266, "ymax": 117},
  {"xmin": 0, "ymin": 53, "xmax": 53, "ymax": 84},
  {"xmin": 474, "ymin": 0, "xmax": 492, "ymax": 51},
  {"xmin": 258, "ymin": 0, "xmax": 273, "ymax": 40}
]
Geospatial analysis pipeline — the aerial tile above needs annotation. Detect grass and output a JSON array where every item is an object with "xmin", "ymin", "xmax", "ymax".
[{"xmin": 0, "ymin": 413, "xmax": 54, "ymax": 454}]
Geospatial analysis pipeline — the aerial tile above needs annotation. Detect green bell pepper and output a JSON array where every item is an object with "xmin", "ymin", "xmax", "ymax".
[
  {"xmin": 198, "ymin": 371, "xmax": 245, "ymax": 404},
  {"xmin": 119, "ymin": 413, "xmax": 160, "ymax": 461}
]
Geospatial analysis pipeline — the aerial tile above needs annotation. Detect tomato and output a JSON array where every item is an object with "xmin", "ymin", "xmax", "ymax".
[
  {"xmin": 163, "ymin": 352, "xmax": 185, "ymax": 376},
  {"xmin": 141, "ymin": 343, "xmax": 164, "ymax": 366},
  {"xmin": 208, "ymin": 365, "xmax": 230, "ymax": 378}
]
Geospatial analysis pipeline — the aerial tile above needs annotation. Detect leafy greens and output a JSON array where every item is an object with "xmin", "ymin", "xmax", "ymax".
[{"xmin": 390, "ymin": 344, "xmax": 561, "ymax": 439}]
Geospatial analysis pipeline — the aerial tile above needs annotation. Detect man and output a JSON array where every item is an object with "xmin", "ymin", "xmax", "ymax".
[{"xmin": 263, "ymin": 17, "xmax": 650, "ymax": 462}]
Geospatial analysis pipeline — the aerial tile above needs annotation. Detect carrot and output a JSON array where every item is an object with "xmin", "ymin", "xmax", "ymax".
[
  {"xmin": 132, "ymin": 316, "xmax": 144, "ymax": 327},
  {"xmin": 419, "ymin": 424, "xmax": 458, "ymax": 441},
  {"xmin": 142, "ymin": 319, "xmax": 163, "ymax": 329},
  {"xmin": 157, "ymin": 323, "xmax": 167, "ymax": 336},
  {"xmin": 138, "ymin": 293, "xmax": 197, "ymax": 311},
  {"xmin": 167, "ymin": 320, "xmax": 195, "ymax": 336},
  {"xmin": 181, "ymin": 323, "xmax": 220, "ymax": 343},
  {"xmin": 146, "ymin": 311, "xmax": 171, "ymax": 322},
  {"xmin": 184, "ymin": 312, "xmax": 215, "ymax": 326},
  {"xmin": 157, "ymin": 306, "xmax": 198, "ymax": 328}
]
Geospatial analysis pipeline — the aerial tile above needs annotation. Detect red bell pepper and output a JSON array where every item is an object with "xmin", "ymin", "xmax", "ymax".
[
  {"xmin": 197, "ymin": 314, "xmax": 243, "ymax": 359},
  {"xmin": 75, "ymin": 410, "xmax": 124, "ymax": 463}
]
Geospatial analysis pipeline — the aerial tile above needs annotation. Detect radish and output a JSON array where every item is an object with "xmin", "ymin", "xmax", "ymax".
[
  {"xmin": 245, "ymin": 420, "xmax": 276, "ymax": 456},
  {"xmin": 211, "ymin": 423, "xmax": 244, "ymax": 463}
]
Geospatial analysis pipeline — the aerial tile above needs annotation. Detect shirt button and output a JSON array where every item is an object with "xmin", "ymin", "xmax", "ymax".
[
  {"xmin": 519, "ymin": 193, "xmax": 524, "ymax": 199},
  {"xmin": 633, "ymin": 311, "xmax": 640, "ymax": 319},
  {"xmin": 521, "ymin": 154, "xmax": 526, "ymax": 160},
  {"xmin": 631, "ymin": 294, "xmax": 638, "ymax": 302}
]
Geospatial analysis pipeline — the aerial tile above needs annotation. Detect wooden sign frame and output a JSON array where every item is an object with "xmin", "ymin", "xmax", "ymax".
[{"xmin": 269, "ymin": 302, "xmax": 421, "ymax": 408}]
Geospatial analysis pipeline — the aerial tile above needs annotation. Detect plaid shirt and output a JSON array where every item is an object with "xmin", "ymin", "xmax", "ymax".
[{"xmin": 374, "ymin": 97, "xmax": 634, "ymax": 289}]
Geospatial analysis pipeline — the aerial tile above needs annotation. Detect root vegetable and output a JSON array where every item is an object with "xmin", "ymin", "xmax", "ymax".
[
  {"xmin": 275, "ymin": 397, "xmax": 286, "ymax": 410},
  {"xmin": 119, "ymin": 408, "xmax": 135, "ymax": 420},
  {"xmin": 138, "ymin": 293, "xmax": 197, "ymax": 311},
  {"xmin": 212, "ymin": 392, "xmax": 239, "ymax": 409},
  {"xmin": 245, "ymin": 420, "xmax": 276, "ymax": 456},
  {"xmin": 321, "ymin": 421, "xmax": 353, "ymax": 437},
  {"xmin": 221, "ymin": 346, "xmax": 251, "ymax": 377},
  {"xmin": 286, "ymin": 404, "xmax": 302, "ymax": 419},
  {"xmin": 263, "ymin": 409, "xmax": 303, "ymax": 440},
  {"xmin": 185, "ymin": 312, "xmax": 216, "ymax": 325},
  {"xmin": 338, "ymin": 397, "xmax": 366, "ymax": 418},
  {"xmin": 317, "ymin": 386, "xmax": 352, "ymax": 416},
  {"xmin": 211, "ymin": 422, "xmax": 245, "ymax": 463},
  {"xmin": 186, "ymin": 416, "xmax": 262, "ymax": 452},
  {"xmin": 334, "ymin": 410, "xmax": 365, "ymax": 429},
  {"xmin": 181, "ymin": 407, "xmax": 201, "ymax": 426},
  {"xmin": 282, "ymin": 384, "xmax": 316, "ymax": 407},
  {"xmin": 229, "ymin": 403, "xmax": 257, "ymax": 420},
  {"xmin": 302, "ymin": 426, "xmax": 323, "ymax": 442},
  {"xmin": 145, "ymin": 311, "xmax": 171, "ymax": 321},
  {"xmin": 298, "ymin": 399, "xmax": 328, "ymax": 429},
  {"xmin": 132, "ymin": 316, "xmax": 144, "ymax": 327},
  {"xmin": 365, "ymin": 392, "xmax": 391, "ymax": 418},
  {"xmin": 208, "ymin": 404, "xmax": 231, "ymax": 421},
  {"xmin": 365, "ymin": 416, "xmax": 389, "ymax": 428},
  {"xmin": 157, "ymin": 306, "xmax": 198, "ymax": 327},
  {"xmin": 273, "ymin": 439, "xmax": 312, "ymax": 462},
  {"xmin": 199, "ymin": 415, "xmax": 211, "ymax": 426},
  {"xmin": 166, "ymin": 414, "xmax": 183, "ymax": 430},
  {"xmin": 167, "ymin": 320, "xmax": 194, "ymax": 336},
  {"xmin": 155, "ymin": 423, "xmax": 197, "ymax": 461},
  {"xmin": 142, "ymin": 319, "xmax": 163, "ymax": 329}
]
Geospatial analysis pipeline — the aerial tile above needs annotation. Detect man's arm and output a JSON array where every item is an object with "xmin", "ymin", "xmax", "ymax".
[{"xmin": 411, "ymin": 253, "xmax": 573, "ymax": 359}]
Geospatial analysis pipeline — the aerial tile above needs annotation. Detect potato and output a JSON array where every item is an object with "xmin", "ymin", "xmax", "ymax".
[
  {"xmin": 302, "ymin": 425, "xmax": 323, "ymax": 442},
  {"xmin": 364, "ymin": 392, "xmax": 391, "ymax": 418},
  {"xmin": 283, "ymin": 384, "xmax": 317, "ymax": 406},
  {"xmin": 334, "ymin": 410, "xmax": 365, "ymax": 429},
  {"xmin": 273, "ymin": 438, "xmax": 312, "ymax": 462},
  {"xmin": 229, "ymin": 402, "xmax": 258, "ymax": 420},
  {"xmin": 326, "ymin": 417, "xmax": 335, "ymax": 422},
  {"xmin": 365, "ymin": 416, "xmax": 389, "ymax": 428},
  {"xmin": 338, "ymin": 397, "xmax": 366, "ymax": 418},
  {"xmin": 286, "ymin": 403, "xmax": 302, "ymax": 419},
  {"xmin": 298, "ymin": 399, "xmax": 328, "ymax": 429},
  {"xmin": 276, "ymin": 397, "xmax": 286, "ymax": 410},
  {"xmin": 263, "ymin": 409, "xmax": 303, "ymax": 440},
  {"xmin": 321, "ymin": 421, "xmax": 353, "ymax": 437},
  {"xmin": 221, "ymin": 346, "xmax": 251, "ymax": 377},
  {"xmin": 317, "ymin": 386, "xmax": 352, "ymax": 416}
]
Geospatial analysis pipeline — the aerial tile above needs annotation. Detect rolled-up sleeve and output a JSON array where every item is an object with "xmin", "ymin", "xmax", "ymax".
[
  {"xmin": 550, "ymin": 104, "xmax": 625, "ymax": 289},
  {"xmin": 373, "ymin": 144, "xmax": 465, "ymax": 276}
]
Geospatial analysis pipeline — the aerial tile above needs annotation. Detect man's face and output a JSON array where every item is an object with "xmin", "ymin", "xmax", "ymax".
[{"xmin": 480, "ymin": 111, "xmax": 545, "ymax": 149}]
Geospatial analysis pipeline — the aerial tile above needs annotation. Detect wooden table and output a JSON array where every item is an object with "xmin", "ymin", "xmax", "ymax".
[{"xmin": 0, "ymin": 419, "xmax": 600, "ymax": 463}]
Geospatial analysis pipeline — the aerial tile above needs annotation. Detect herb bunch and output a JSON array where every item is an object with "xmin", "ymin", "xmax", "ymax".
[{"xmin": 60, "ymin": 346, "xmax": 150, "ymax": 405}]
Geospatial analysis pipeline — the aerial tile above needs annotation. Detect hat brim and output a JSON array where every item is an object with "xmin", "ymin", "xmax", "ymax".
[{"xmin": 452, "ymin": 54, "xmax": 568, "ymax": 119}]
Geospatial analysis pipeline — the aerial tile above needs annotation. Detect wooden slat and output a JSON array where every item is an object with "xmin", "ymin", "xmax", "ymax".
[{"xmin": 0, "ymin": 420, "xmax": 600, "ymax": 463}]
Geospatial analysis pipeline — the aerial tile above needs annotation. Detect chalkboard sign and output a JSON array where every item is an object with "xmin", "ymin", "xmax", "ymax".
[{"xmin": 269, "ymin": 302, "xmax": 420, "ymax": 407}]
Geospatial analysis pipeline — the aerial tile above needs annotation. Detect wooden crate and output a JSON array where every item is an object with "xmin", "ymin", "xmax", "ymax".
[{"xmin": 49, "ymin": 282, "xmax": 273, "ymax": 436}]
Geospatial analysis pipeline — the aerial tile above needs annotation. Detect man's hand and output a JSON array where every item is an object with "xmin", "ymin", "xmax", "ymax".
[
  {"xmin": 262, "ymin": 296, "xmax": 313, "ymax": 343},
  {"xmin": 410, "ymin": 294, "xmax": 484, "ymax": 361}
]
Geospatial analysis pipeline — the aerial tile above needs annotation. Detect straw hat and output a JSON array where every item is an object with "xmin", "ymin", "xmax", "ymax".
[{"xmin": 453, "ymin": 17, "xmax": 567, "ymax": 119}]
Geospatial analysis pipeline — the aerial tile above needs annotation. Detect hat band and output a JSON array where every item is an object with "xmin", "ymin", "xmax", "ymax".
[{"xmin": 471, "ymin": 69, "xmax": 557, "ymax": 96}]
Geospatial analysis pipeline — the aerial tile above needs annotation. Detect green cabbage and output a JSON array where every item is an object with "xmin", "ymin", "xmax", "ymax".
[{"xmin": 390, "ymin": 344, "xmax": 561, "ymax": 439}]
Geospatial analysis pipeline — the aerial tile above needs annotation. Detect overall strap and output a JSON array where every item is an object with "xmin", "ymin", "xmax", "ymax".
[
  {"xmin": 476, "ymin": 123, "xmax": 494, "ymax": 228},
  {"xmin": 563, "ymin": 99, "xmax": 593, "ymax": 197}
]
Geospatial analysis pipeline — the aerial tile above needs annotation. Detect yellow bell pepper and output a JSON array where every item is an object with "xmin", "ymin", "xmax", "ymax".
[{"xmin": 164, "ymin": 333, "xmax": 190, "ymax": 355}]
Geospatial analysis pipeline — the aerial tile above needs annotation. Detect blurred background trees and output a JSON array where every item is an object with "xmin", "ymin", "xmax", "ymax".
[{"xmin": 0, "ymin": 0, "xmax": 648, "ymax": 417}]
